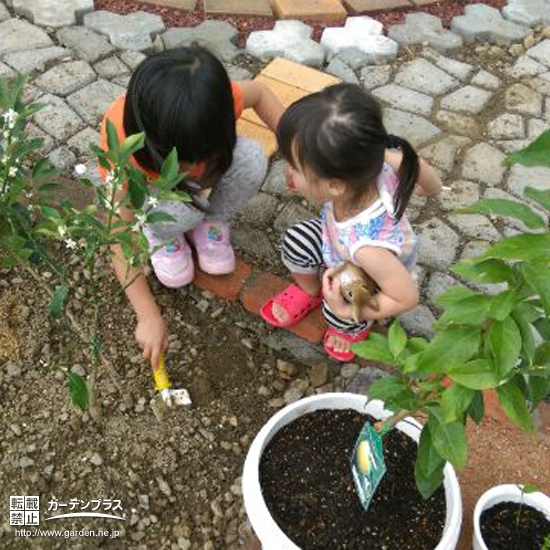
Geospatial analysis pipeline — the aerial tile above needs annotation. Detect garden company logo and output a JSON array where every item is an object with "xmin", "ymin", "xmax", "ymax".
[{"xmin": 10, "ymin": 496, "xmax": 126, "ymax": 524}]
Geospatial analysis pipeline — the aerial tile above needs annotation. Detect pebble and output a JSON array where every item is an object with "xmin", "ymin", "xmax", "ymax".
[
  {"xmin": 178, "ymin": 538, "xmax": 191, "ymax": 550},
  {"xmin": 340, "ymin": 363, "xmax": 359, "ymax": 379},
  {"xmin": 283, "ymin": 386, "xmax": 304, "ymax": 405},
  {"xmin": 158, "ymin": 477, "xmax": 172, "ymax": 497},
  {"xmin": 10, "ymin": 424, "xmax": 22, "ymax": 436},
  {"xmin": 20, "ymin": 457, "xmax": 35, "ymax": 468},
  {"xmin": 90, "ymin": 453, "xmax": 103, "ymax": 466},
  {"xmin": 138, "ymin": 494, "xmax": 150, "ymax": 510},
  {"xmin": 308, "ymin": 364, "xmax": 329, "ymax": 388},
  {"xmin": 268, "ymin": 397, "xmax": 285, "ymax": 408},
  {"xmin": 241, "ymin": 338, "xmax": 254, "ymax": 350}
]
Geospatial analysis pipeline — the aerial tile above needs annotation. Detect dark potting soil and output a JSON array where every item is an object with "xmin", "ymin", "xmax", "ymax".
[
  {"xmin": 259, "ymin": 409, "xmax": 446, "ymax": 549},
  {"xmin": 480, "ymin": 502, "xmax": 550, "ymax": 550}
]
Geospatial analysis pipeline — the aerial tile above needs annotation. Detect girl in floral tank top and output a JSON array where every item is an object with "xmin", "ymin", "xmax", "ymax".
[{"xmin": 260, "ymin": 84, "xmax": 442, "ymax": 361}]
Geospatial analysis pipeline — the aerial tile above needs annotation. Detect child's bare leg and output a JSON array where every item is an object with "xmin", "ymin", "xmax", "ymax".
[{"xmin": 271, "ymin": 272, "xmax": 321, "ymax": 324}]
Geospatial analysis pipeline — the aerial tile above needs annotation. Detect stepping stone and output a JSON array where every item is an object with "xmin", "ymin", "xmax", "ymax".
[
  {"xmin": 360, "ymin": 65, "xmax": 392, "ymax": 89},
  {"xmin": 326, "ymin": 58, "xmax": 359, "ymax": 84},
  {"xmin": 262, "ymin": 160, "xmax": 287, "ymax": 195},
  {"xmin": 94, "ymin": 56, "xmax": 130, "ymax": 80},
  {"xmin": 3, "ymin": 46, "xmax": 70, "ymax": 74},
  {"xmin": 226, "ymin": 64, "xmax": 253, "ymax": 81},
  {"xmin": 67, "ymin": 127, "xmax": 100, "ymax": 157},
  {"xmin": 119, "ymin": 50, "xmax": 146, "ymax": 71},
  {"xmin": 505, "ymin": 83, "xmax": 543, "ymax": 116},
  {"xmin": 0, "ymin": 61, "xmax": 15, "ymax": 78},
  {"xmin": 0, "ymin": 19, "xmax": 52, "ymax": 56},
  {"xmin": 503, "ymin": 0, "xmax": 550, "ymax": 27},
  {"xmin": 204, "ymin": 0, "xmax": 272, "ymax": 16},
  {"xmin": 388, "ymin": 12, "xmax": 463, "ymax": 52},
  {"xmin": 246, "ymin": 20, "xmax": 326, "ymax": 67},
  {"xmin": 462, "ymin": 143, "xmax": 506, "ymax": 186},
  {"xmin": 417, "ymin": 217, "xmax": 459, "ymax": 270},
  {"xmin": 448, "ymin": 213, "xmax": 501, "ymax": 242},
  {"xmin": 427, "ymin": 272, "xmax": 461, "ymax": 306},
  {"xmin": 57, "ymin": 26, "xmax": 115, "ymax": 63},
  {"xmin": 394, "ymin": 58, "xmax": 458, "ymax": 96},
  {"xmin": 507, "ymin": 164, "xmax": 550, "ymax": 196},
  {"xmin": 436, "ymin": 180, "xmax": 480, "ymax": 211},
  {"xmin": 238, "ymin": 57, "xmax": 341, "ymax": 156},
  {"xmin": 84, "ymin": 10, "xmax": 164, "ymax": 51},
  {"xmin": 67, "ymin": 79, "xmax": 125, "ymax": 126},
  {"xmin": 0, "ymin": 2, "xmax": 9, "ymax": 23},
  {"xmin": 272, "ymin": 0, "xmax": 347, "ymax": 22},
  {"xmin": 528, "ymin": 117, "xmax": 548, "ymax": 138},
  {"xmin": 422, "ymin": 48, "xmax": 474, "ymax": 80},
  {"xmin": 321, "ymin": 16, "xmax": 398, "ymax": 66},
  {"xmin": 451, "ymin": 3, "xmax": 530, "ymax": 45},
  {"xmin": 241, "ymin": 193, "xmax": 279, "ymax": 224},
  {"xmin": 506, "ymin": 55, "xmax": 548, "ymax": 78},
  {"xmin": 526, "ymin": 39, "xmax": 550, "ymax": 67},
  {"xmin": 34, "ymin": 60, "xmax": 96, "ymax": 97},
  {"xmin": 372, "ymin": 84, "xmax": 433, "ymax": 117},
  {"xmin": 471, "ymin": 70, "xmax": 500, "ymax": 90},
  {"xmin": 398, "ymin": 305, "xmax": 436, "ymax": 339},
  {"xmin": 10, "ymin": 0, "xmax": 93, "ymax": 27},
  {"xmin": 487, "ymin": 113, "xmax": 525, "ymax": 139},
  {"xmin": 162, "ymin": 20, "xmax": 240, "ymax": 62},
  {"xmin": 440, "ymin": 85, "xmax": 493, "ymax": 115},
  {"xmin": 383, "ymin": 108, "xmax": 441, "ymax": 148},
  {"xmin": 435, "ymin": 110, "xmax": 481, "ymax": 137},
  {"xmin": 33, "ymin": 93, "xmax": 85, "ymax": 141},
  {"xmin": 419, "ymin": 135, "xmax": 471, "ymax": 172}
]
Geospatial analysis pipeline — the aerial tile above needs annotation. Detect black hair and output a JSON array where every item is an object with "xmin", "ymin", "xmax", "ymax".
[
  {"xmin": 277, "ymin": 83, "xmax": 419, "ymax": 221},
  {"xmin": 124, "ymin": 46, "xmax": 236, "ymax": 180}
]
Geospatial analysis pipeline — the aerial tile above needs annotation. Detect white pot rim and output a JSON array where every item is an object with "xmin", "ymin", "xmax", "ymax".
[
  {"xmin": 473, "ymin": 484, "xmax": 550, "ymax": 550},
  {"xmin": 243, "ymin": 392, "xmax": 462, "ymax": 550}
]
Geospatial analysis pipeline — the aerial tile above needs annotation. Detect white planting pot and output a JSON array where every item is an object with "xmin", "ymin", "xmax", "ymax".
[
  {"xmin": 242, "ymin": 393, "xmax": 462, "ymax": 550},
  {"xmin": 473, "ymin": 484, "xmax": 550, "ymax": 550}
]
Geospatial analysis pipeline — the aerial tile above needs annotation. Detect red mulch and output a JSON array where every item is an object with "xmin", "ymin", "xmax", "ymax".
[{"xmin": 94, "ymin": 0, "xmax": 508, "ymax": 45}]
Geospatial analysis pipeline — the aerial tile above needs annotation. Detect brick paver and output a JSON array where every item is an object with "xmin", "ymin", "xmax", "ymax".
[
  {"xmin": 272, "ymin": 0, "xmax": 347, "ymax": 22},
  {"xmin": 242, "ymin": 272, "xmax": 326, "ymax": 343},
  {"xmin": 193, "ymin": 257, "xmax": 253, "ymax": 301},
  {"xmin": 204, "ymin": 0, "xmax": 272, "ymax": 16},
  {"xmin": 345, "ymin": 0, "xmax": 413, "ymax": 13}
]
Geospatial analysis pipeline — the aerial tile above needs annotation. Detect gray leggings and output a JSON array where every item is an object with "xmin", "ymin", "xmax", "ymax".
[{"xmin": 144, "ymin": 136, "xmax": 268, "ymax": 240}]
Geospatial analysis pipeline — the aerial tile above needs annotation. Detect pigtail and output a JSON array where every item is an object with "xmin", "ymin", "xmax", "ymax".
[{"xmin": 392, "ymin": 136, "xmax": 419, "ymax": 221}]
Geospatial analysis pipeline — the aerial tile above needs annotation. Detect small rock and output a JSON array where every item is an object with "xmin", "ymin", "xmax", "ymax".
[
  {"xmin": 158, "ymin": 478, "xmax": 172, "ymax": 497},
  {"xmin": 20, "ymin": 457, "xmax": 35, "ymax": 468},
  {"xmin": 10, "ymin": 424, "xmax": 22, "ymax": 436},
  {"xmin": 178, "ymin": 538, "xmax": 191, "ymax": 550},
  {"xmin": 283, "ymin": 386, "xmax": 304, "ymax": 405},
  {"xmin": 138, "ymin": 494, "xmax": 150, "ymax": 510},
  {"xmin": 90, "ymin": 453, "xmax": 103, "ymax": 466},
  {"xmin": 308, "ymin": 364, "xmax": 329, "ymax": 388},
  {"xmin": 268, "ymin": 397, "xmax": 285, "ymax": 408},
  {"xmin": 340, "ymin": 363, "xmax": 359, "ymax": 379}
]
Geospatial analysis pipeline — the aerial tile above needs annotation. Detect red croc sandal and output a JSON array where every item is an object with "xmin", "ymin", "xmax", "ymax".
[
  {"xmin": 324, "ymin": 325, "xmax": 372, "ymax": 362},
  {"xmin": 260, "ymin": 284, "xmax": 322, "ymax": 328}
]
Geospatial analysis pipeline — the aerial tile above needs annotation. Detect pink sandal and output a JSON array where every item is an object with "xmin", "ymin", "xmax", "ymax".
[
  {"xmin": 261, "ymin": 284, "xmax": 322, "ymax": 328},
  {"xmin": 324, "ymin": 326, "xmax": 372, "ymax": 362}
]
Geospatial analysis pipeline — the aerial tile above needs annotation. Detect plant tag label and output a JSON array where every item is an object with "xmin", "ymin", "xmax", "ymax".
[{"xmin": 350, "ymin": 421, "xmax": 386, "ymax": 511}]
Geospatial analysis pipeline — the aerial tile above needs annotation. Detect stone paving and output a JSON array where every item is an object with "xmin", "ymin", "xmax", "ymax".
[{"xmin": 1, "ymin": 0, "xmax": 550, "ymax": 347}]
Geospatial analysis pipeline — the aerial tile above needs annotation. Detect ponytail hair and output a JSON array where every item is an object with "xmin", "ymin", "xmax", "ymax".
[{"xmin": 387, "ymin": 134, "xmax": 419, "ymax": 221}]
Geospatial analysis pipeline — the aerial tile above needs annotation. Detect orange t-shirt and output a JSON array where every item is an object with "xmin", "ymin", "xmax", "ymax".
[{"xmin": 98, "ymin": 81, "xmax": 244, "ymax": 182}]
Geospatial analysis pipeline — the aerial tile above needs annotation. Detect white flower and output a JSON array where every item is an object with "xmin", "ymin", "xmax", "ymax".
[
  {"xmin": 38, "ymin": 358, "xmax": 48, "ymax": 368},
  {"xmin": 8, "ymin": 166, "xmax": 17, "ymax": 178},
  {"xmin": 2, "ymin": 108, "xmax": 17, "ymax": 129},
  {"xmin": 74, "ymin": 164, "xmax": 87, "ymax": 176},
  {"xmin": 64, "ymin": 238, "xmax": 77, "ymax": 250},
  {"xmin": 1, "ymin": 155, "xmax": 8, "ymax": 164},
  {"xmin": 148, "ymin": 197, "xmax": 159, "ymax": 208},
  {"xmin": 132, "ymin": 213, "xmax": 147, "ymax": 232},
  {"xmin": 24, "ymin": 190, "xmax": 33, "ymax": 199},
  {"xmin": 58, "ymin": 225, "xmax": 68, "ymax": 238}
]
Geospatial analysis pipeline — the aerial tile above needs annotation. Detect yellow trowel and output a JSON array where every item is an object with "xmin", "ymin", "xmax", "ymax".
[{"xmin": 150, "ymin": 353, "xmax": 191, "ymax": 421}]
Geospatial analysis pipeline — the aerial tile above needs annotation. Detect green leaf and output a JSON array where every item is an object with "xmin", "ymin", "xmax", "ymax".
[
  {"xmin": 524, "ymin": 186, "xmax": 550, "ymax": 212},
  {"xmin": 160, "ymin": 147, "xmax": 179, "ymax": 184},
  {"xmin": 49, "ymin": 285, "xmax": 68, "ymax": 318},
  {"xmin": 388, "ymin": 320, "xmax": 407, "ymax": 358},
  {"xmin": 448, "ymin": 359, "xmax": 500, "ymax": 390},
  {"xmin": 145, "ymin": 212, "xmax": 176, "ymax": 224},
  {"xmin": 352, "ymin": 333, "xmax": 395, "ymax": 365},
  {"xmin": 120, "ymin": 132, "xmax": 145, "ymax": 157},
  {"xmin": 428, "ymin": 407, "xmax": 468, "ymax": 470},
  {"xmin": 455, "ymin": 198, "xmax": 546, "ymax": 230},
  {"xmin": 497, "ymin": 380, "xmax": 534, "ymax": 432},
  {"xmin": 403, "ymin": 352, "xmax": 422, "ymax": 374},
  {"xmin": 451, "ymin": 258, "xmax": 516, "ymax": 285},
  {"xmin": 526, "ymin": 376, "xmax": 550, "ymax": 408},
  {"xmin": 467, "ymin": 391, "xmax": 485, "ymax": 424},
  {"xmin": 522, "ymin": 261, "xmax": 550, "ymax": 317},
  {"xmin": 441, "ymin": 383, "xmax": 475, "ymax": 422},
  {"xmin": 417, "ymin": 327, "xmax": 481, "ymax": 373},
  {"xmin": 487, "ymin": 291, "xmax": 518, "ymax": 321},
  {"xmin": 477, "ymin": 234, "xmax": 550, "ymax": 262},
  {"xmin": 504, "ymin": 129, "xmax": 550, "ymax": 168},
  {"xmin": 407, "ymin": 337, "xmax": 429, "ymax": 353},
  {"xmin": 128, "ymin": 179, "xmax": 146, "ymax": 210},
  {"xmin": 435, "ymin": 295, "xmax": 493, "ymax": 328},
  {"xmin": 534, "ymin": 318, "xmax": 550, "ymax": 341},
  {"xmin": 415, "ymin": 426, "xmax": 445, "ymax": 499},
  {"xmin": 367, "ymin": 376, "xmax": 406, "ymax": 402},
  {"xmin": 434, "ymin": 286, "xmax": 477, "ymax": 308},
  {"xmin": 32, "ymin": 158, "xmax": 59, "ymax": 181},
  {"xmin": 67, "ymin": 372, "xmax": 89, "ymax": 411},
  {"xmin": 106, "ymin": 119, "xmax": 120, "ymax": 153},
  {"xmin": 534, "ymin": 342, "xmax": 550, "ymax": 366},
  {"xmin": 488, "ymin": 317, "xmax": 522, "ymax": 377},
  {"xmin": 37, "ymin": 182, "xmax": 61, "ymax": 194},
  {"xmin": 522, "ymin": 483, "xmax": 539, "ymax": 494},
  {"xmin": 512, "ymin": 310, "xmax": 536, "ymax": 364}
]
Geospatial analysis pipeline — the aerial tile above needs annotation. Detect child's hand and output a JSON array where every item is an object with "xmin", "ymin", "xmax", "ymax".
[
  {"xmin": 135, "ymin": 314, "xmax": 168, "ymax": 370},
  {"xmin": 322, "ymin": 269, "xmax": 353, "ymax": 320}
]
